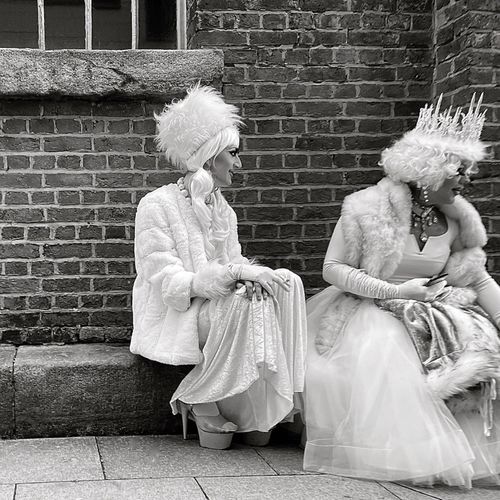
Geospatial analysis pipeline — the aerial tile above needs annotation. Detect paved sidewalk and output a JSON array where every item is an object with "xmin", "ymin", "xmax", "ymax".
[{"xmin": 0, "ymin": 435, "xmax": 498, "ymax": 499}]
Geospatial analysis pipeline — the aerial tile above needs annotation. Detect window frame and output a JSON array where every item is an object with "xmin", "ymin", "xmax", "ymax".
[{"xmin": 35, "ymin": 0, "xmax": 185, "ymax": 50}]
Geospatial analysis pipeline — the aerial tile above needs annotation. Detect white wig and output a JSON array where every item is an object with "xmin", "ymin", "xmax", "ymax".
[
  {"xmin": 155, "ymin": 84, "xmax": 242, "ymax": 172},
  {"xmin": 380, "ymin": 95, "xmax": 487, "ymax": 190},
  {"xmin": 380, "ymin": 132, "xmax": 486, "ymax": 190}
]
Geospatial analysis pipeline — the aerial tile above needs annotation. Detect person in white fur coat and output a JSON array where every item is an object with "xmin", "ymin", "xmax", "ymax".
[
  {"xmin": 304, "ymin": 95, "xmax": 500, "ymax": 487},
  {"xmin": 130, "ymin": 85, "xmax": 307, "ymax": 450}
]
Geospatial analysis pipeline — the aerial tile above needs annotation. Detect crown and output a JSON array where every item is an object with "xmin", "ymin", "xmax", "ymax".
[{"xmin": 414, "ymin": 93, "xmax": 486, "ymax": 143}]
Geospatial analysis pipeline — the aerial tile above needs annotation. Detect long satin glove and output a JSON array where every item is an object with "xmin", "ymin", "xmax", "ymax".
[{"xmin": 323, "ymin": 259, "xmax": 401, "ymax": 299}]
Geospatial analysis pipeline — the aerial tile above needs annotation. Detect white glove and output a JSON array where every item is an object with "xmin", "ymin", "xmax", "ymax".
[{"xmin": 228, "ymin": 264, "xmax": 290, "ymax": 295}]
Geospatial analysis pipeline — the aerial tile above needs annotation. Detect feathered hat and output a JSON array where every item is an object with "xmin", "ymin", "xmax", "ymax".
[
  {"xmin": 155, "ymin": 84, "xmax": 242, "ymax": 172},
  {"xmin": 381, "ymin": 94, "xmax": 487, "ymax": 188}
]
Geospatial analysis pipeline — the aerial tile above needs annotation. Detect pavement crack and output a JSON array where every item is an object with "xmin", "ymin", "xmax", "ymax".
[
  {"xmin": 94, "ymin": 436, "xmax": 107, "ymax": 480},
  {"xmin": 255, "ymin": 448, "xmax": 280, "ymax": 475},
  {"xmin": 194, "ymin": 477, "xmax": 209, "ymax": 499}
]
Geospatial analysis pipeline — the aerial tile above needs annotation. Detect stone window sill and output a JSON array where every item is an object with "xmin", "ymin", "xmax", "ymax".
[{"xmin": 0, "ymin": 49, "xmax": 223, "ymax": 100}]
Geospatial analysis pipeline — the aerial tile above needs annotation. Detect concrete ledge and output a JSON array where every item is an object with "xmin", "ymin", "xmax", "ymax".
[
  {"xmin": 0, "ymin": 49, "xmax": 224, "ymax": 99},
  {"xmin": 0, "ymin": 345, "xmax": 16, "ymax": 437},
  {"xmin": 5, "ymin": 344, "xmax": 189, "ymax": 438}
]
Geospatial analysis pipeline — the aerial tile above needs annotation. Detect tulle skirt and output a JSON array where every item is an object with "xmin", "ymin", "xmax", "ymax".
[
  {"xmin": 303, "ymin": 289, "xmax": 500, "ymax": 487},
  {"xmin": 171, "ymin": 269, "xmax": 307, "ymax": 432}
]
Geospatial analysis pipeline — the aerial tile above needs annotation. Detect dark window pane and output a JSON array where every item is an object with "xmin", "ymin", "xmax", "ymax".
[
  {"xmin": 45, "ymin": 0, "xmax": 85, "ymax": 49},
  {"xmin": 93, "ymin": 0, "xmax": 132, "ymax": 49},
  {"xmin": 0, "ymin": 0, "xmax": 38, "ymax": 48},
  {"xmin": 139, "ymin": 0, "xmax": 176, "ymax": 49}
]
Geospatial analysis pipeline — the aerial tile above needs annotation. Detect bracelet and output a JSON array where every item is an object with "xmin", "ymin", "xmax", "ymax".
[{"xmin": 227, "ymin": 263, "xmax": 242, "ymax": 281}]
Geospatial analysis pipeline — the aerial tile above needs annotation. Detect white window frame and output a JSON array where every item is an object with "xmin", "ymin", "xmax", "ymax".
[{"xmin": 36, "ymin": 0, "xmax": 186, "ymax": 50}]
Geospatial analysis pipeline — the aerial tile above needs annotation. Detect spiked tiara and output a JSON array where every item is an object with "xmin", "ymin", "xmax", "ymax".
[
  {"xmin": 381, "ymin": 94, "xmax": 488, "ymax": 188},
  {"xmin": 155, "ymin": 84, "xmax": 242, "ymax": 172}
]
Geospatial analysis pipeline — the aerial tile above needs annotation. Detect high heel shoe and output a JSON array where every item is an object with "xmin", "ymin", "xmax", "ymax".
[{"xmin": 179, "ymin": 401, "xmax": 238, "ymax": 450}]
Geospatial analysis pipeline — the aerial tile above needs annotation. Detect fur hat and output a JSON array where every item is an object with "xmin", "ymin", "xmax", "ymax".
[
  {"xmin": 155, "ymin": 84, "xmax": 242, "ymax": 172},
  {"xmin": 380, "ymin": 94, "xmax": 487, "ymax": 189}
]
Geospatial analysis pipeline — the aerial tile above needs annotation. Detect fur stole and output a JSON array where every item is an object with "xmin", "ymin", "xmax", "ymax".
[{"xmin": 341, "ymin": 177, "xmax": 487, "ymax": 286}]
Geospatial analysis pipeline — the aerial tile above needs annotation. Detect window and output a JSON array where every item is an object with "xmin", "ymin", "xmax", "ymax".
[{"xmin": 0, "ymin": 0, "xmax": 185, "ymax": 50}]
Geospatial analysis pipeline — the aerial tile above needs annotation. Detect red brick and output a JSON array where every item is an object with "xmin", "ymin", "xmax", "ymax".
[
  {"xmin": 45, "ymin": 173, "xmax": 92, "ymax": 187},
  {"xmin": 43, "ymin": 137, "xmax": 91, "ymax": 152},
  {"xmin": 262, "ymin": 13, "xmax": 287, "ymax": 30},
  {"xmin": 32, "ymin": 156, "xmax": 56, "ymax": 170},
  {"xmin": 57, "ymin": 191, "xmax": 80, "ymax": 205},
  {"xmin": 295, "ymin": 101, "xmax": 343, "ymax": 117},
  {"xmin": 249, "ymin": 31, "xmax": 299, "ymax": 46},
  {"xmin": 0, "ymin": 137, "xmax": 40, "ymax": 151},
  {"xmin": 2, "ymin": 119, "xmax": 27, "ymax": 134},
  {"xmin": 4, "ymin": 191, "xmax": 29, "ymax": 204},
  {"xmin": 297, "ymin": 66, "xmax": 347, "ymax": 82}
]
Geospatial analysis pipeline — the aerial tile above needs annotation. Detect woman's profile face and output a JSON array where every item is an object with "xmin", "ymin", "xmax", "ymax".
[
  {"xmin": 428, "ymin": 160, "xmax": 474, "ymax": 205},
  {"xmin": 210, "ymin": 146, "xmax": 242, "ymax": 187}
]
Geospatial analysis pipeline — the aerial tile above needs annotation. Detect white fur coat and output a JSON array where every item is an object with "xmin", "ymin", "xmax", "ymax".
[{"xmin": 130, "ymin": 183, "xmax": 247, "ymax": 365}]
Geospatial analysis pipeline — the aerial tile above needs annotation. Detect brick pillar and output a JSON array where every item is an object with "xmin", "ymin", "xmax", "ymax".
[{"xmin": 434, "ymin": 0, "xmax": 500, "ymax": 279}]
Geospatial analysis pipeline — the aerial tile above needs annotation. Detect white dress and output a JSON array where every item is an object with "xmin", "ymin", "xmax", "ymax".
[
  {"xmin": 171, "ymin": 269, "xmax": 307, "ymax": 432},
  {"xmin": 304, "ymin": 219, "xmax": 500, "ymax": 487}
]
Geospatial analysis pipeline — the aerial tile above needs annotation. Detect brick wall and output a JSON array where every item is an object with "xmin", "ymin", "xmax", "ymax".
[
  {"xmin": 0, "ymin": 0, "xmax": 498, "ymax": 343},
  {"xmin": 434, "ymin": 0, "xmax": 500, "ymax": 280},
  {"xmin": 190, "ymin": 0, "xmax": 434, "ymax": 291},
  {"xmin": 0, "ymin": 99, "xmax": 175, "ymax": 344}
]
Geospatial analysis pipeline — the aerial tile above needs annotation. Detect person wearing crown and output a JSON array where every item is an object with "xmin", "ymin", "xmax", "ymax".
[
  {"xmin": 130, "ymin": 85, "xmax": 307, "ymax": 450},
  {"xmin": 303, "ymin": 95, "xmax": 500, "ymax": 487}
]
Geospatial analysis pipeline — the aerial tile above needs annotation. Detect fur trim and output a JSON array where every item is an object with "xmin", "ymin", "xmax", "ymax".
[
  {"xmin": 440, "ymin": 195, "xmax": 487, "ymax": 248},
  {"xmin": 444, "ymin": 247, "xmax": 487, "ymax": 287},
  {"xmin": 427, "ymin": 350, "xmax": 500, "ymax": 400},
  {"xmin": 342, "ymin": 178, "xmax": 412, "ymax": 279},
  {"xmin": 155, "ymin": 84, "xmax": 242, "ymax": 172},
  {"xmin": 191, "ymin": 261, "xmax": 234, "ymax": 300}
]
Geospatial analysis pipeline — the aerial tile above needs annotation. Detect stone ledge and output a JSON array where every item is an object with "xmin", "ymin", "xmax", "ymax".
[
  {"xmin": 0, "ymin": 345, "xmax": 16, "ymax": 437},
  {"xmin": 0, "ymin": 49, "xmax": 224, "ymax": 99},
  {"xmin": 2, "ymin": 344, "xmax": 190, "ymax": 438}
]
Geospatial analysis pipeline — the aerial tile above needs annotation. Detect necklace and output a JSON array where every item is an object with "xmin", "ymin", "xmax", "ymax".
[{"xmin": 411, "ymin": 200, "xmax": 438, "ymax": 242}]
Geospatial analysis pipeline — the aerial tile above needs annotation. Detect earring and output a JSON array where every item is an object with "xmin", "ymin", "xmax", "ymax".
[{"xmin": 422, "ymin": 187, "xmax": 429, "ymax": 204}]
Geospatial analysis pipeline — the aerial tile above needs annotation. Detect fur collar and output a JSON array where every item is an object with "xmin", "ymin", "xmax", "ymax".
[{"xmin": 341, "ymin": 177, "xmax": 487, "ymax": 282}]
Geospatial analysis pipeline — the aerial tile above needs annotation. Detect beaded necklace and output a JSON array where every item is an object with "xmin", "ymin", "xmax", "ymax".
[{"xmin": 411, "ymin": 200, "xmax": 438, "ymax": 242}]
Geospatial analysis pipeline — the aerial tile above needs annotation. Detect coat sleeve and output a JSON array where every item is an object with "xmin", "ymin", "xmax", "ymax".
[{"xmin": 134, "ymin": 195, "xmax": 195, "ymax": 312}]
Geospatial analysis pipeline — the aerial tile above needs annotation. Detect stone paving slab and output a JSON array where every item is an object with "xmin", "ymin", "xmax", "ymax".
[
  {"xmin": 254, "ymin": 444, "xmax": 314, "ymax": 475},
  {"xmin": 97, "ymin": 435, "xmax": 276, "ymax": 479},
  {"xmin": 0, "ymin": 485, "xmax": 14, "ymax": 500},
  {"xmin": 15, "ymin": 478, "xmax": 205, "ymax": 500},
  {"xmin": 406, "ymin": 485, "xmax": 500, "ymax": 499},
  {"xmin": 383, "ymin": 482, "xmax": 500, "ymax": 499},
  {"xmin": 0, "ymin": 437, "xmax": 103, "ymax": 484},
  {"xmin": 197, "ymin": 475, "xmax": 396, "ymax": 500},
  {"xmin": 382, "ymin": 483, "xmax": 441, "ymax": 499}
]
